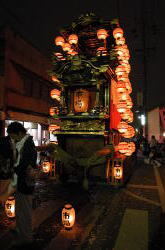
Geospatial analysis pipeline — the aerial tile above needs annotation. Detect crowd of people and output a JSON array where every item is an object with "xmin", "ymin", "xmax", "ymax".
[{"xmin": 139, "ymin": 135, "xmax": 165, "ymax": 167}]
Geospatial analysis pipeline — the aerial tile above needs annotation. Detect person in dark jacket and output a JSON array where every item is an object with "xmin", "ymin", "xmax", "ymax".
[{"xmin": 0, "ymin": 122, "xmax": 37, "ymax": 246}]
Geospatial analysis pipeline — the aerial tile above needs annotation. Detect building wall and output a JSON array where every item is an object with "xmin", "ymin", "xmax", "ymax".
[
  {"xmin": 0, "ymin": 27, "xmax": 57, "ymax": 139},
  {"xmin": 148, "ymin": 107, "xmax": 160, "ymax": 141}
]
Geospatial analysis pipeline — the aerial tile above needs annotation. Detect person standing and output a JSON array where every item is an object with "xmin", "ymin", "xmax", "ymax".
[{"xmin": 0, "ymin": 122, "xmax": 37, "ymax": 246}]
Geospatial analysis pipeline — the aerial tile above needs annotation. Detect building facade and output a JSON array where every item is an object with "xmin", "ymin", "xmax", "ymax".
[{"xmin": 0, "ymin": 27, "xmax": 57, "ymax": 145}]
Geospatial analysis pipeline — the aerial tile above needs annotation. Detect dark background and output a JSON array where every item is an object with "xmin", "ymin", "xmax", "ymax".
[{"xmin": 0, "ymin": 0, "xmax": 165, "ymax": 110}]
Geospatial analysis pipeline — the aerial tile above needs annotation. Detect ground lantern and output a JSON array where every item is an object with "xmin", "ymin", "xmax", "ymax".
[
  {"xmin": 62, "ymin": 204, "xmax": 75, "ymax": 229},
  {"xmin": 5, "ymin": 196, "xmax": 15, "ymax": 218}
]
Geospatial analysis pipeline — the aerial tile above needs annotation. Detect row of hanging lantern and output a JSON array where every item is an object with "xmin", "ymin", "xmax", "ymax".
[{"xmin": 112, "ymin": 26, "xmax": 136, "ymax": 156}]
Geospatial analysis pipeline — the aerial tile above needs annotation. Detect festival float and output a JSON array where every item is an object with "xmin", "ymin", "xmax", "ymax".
[{"xmin": 48, "ymin": 13, "xmax": 136, "ymax": 187}]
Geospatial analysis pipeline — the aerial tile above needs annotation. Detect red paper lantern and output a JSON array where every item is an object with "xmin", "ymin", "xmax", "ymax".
[
  {"xmin": 117, "ymin": 121, "xmax": 128, "ymax": 133},
  {"xmin": 68, "ymin": 34, "xmax": 78, "ymax": 44},
  {"xmin": 97, "ymin": 29, "xmax": 108, "ymax": 40},
  {"xmin": 50, "ymin": 89, "xmax": 61, "ymax": 101},
  {"xmin": 116, "ymin": 37, "xmax": 125, "ymax": 46},
  {"xmin": 116, "ymin": 101, "xmax": 127, "ymax": 113},
  {"xmin": 55, "ymin": 36, "xmax": 65, "ymax": 46},
  {"xmin": 113, "ymin": 28, "xmax": 124, "ymax": 39},
  {"xmin": 116, "ymin": 81, "xmax": 127, "ymax": 93}
]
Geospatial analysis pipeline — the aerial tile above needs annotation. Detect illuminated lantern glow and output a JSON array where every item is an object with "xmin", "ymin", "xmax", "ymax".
[
  {"xmin": 125, "ymin": 81, "xmax": 132, "ymax": 94},
  {"xmin": 113, "ymin": 27, "xmax": 124, "ymax": 39},
  {"xmin": 128, "ymin": 142, "xmax": 136, "ymax": 153},
  {"xmin": 62, "ymin": 204, "xmax": 75, "ymax": 229},
  {"xmin": 41, "ymin": 160, "xmax": 51, "ymax": 173},
  {"xmin": 117, "ymin": 73, "xmax": 129, "ymax": 82},
  {"xmin": 48, "ymin": 124, "xmax": 60, "ymax": 132},
  {"xmin": 55, "ymin": 36, "xmax": 65, "ymax": 46},
  {"xmin": 62, "ymin": 43, "xmax": 72, "ymax": 52},
  {"xmin": 126, "ymin": 96, "xmax": 133, "ymax": 109},
  {"xmin": 68, "ymin": 51, "xmax": 78, "ymax": 56},
  {"xmin": 121, "ymin": 109, "xmax": 133, "ymax": 123},
  {"xmin": 97, "ymin": 29, "xmax": 108, "ymax": 40},
  {"xmin": 116, "ymin": 81, "xmax": 127, "ymax": 93},
  {"xmin": 120, "ymin": 62, "xmax": 131, "ymax": 74},
  {"xmin": 116, "ymin": 142, "xmax": 129, "ymax": 154},
  {"xmin": 115, "ymin": 37, "xmax": 125, "ymax": 46},
  {"xmin": 117, "ymin": 92, "xmax": 129, "ymax": 101},
  {"xmin": 5, "ymin": 196, "xmax": 15, "ymax": 218},
  {"xmin": 117, "ymin": 121, "xmax": 128, "ymax": 133},
  {"xmin": 49, "ymin": 107, "xmax": 59, "ymax": 116},
  {"xmin": 122, "ymin": 125, "xmax": 135, "ymax": 138},
  {"xmin": 51, "ymin": 75, "xmax": 60, "ymax": 83},
  {"xmin": 114, "ymin": 164, "xmax": 123, "ymax": 179},
  {"xmin": 96, "ymin": 47, "xmax": 108, "ymax": 56},
  {"xmin": 74, "ymin": 89, "xmax": 89, "ymax": 113},
  {"xmin": 50, "ymin": 89, "xmax": 61, "ymax": 101},
  {"xmin": 115, "ymin": 65, "xmax": 127, "ymax": 77},
  {"xmin": 116, "ymin": 101, "xmax": 127, "ymax": 113},
  {"xmin": 54, "ymin": 52, "xmax": 66, "ymax": 61},
  {"xmin": 68, "ymin": 34, "xmax": 78, "ymax": 44}
]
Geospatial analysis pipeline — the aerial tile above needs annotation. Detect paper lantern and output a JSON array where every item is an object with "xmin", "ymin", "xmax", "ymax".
[
  {"xmin": 62, "ymin": 43, "xmax": 72, "ymax": 52},
  {"xmin": 68, "ymin": 34, "xmax": 78, "ymax": 44},
  {"xmin": 116, "ymin": 37, "xmax": 125, "ymax": 46},
  {"xmin": 62, "ymin": 204, "xmax": 75, "ymax": 229},
  {"xmin": 116, "ymin": 101, "xmax": 127, "ymax": 113},
  {"xmin": 114, "ymin": 164, "xmax": 123, "ymax": 179},
  {"xmin": 41, "ymin": 160, "xmax": 51, "ymax": 173},
  {"xmin": 50, "ymin": 89, "xmax": 61, "ymax": 101},
  {"xmin": 74, "ymin": 89, "xmax": 89, "ymax": 113},
  {"xmin": 116, "ymin": 81, "xmax": 127, "ymax": 93},
  {"xmin": 55, "ymin": 36, "xmax": 65, "ymax": 46},
  {"xmin": 122, "ymin": 125, "xmax": 135, "ymax": 138},
  {"xmin": 49, "ymin": 107, "xmax": 59, "ymax": 116},
  {"xmin": 117, "ymin": 142, "xmax": 129, "ymax": 154},
  {"xmin": 96, "ymin": 47, "xmax": 108, "ymax": 56},
  {"xmin": 97, "ymin": 29, "xmax": 108, "ymax": 40},
  {"xmin": 126, "ymin": 96, "xmax": 133, "ymax": 109},
  {"xmin": 51, "ymin": 75, "xmax": 60, "ymax": 83},
  {"xmin": 5, "ymin": 196, "xmax": 15, "ymax": 218},
  {"xmin": 117, "ymin": 121, "xmax": 128, "ymax": 133},
  {"xmin": 48, "ymin": 124, "xmax": 60, "ymax": 132},
  {"xmin": 113, "ymin": 28, "xmax": 124, "ymax": 39},
  {"xmin": 115, "ymin": 65, "xmax": 127, "ymax": 77},
  {"xmin": 120, "ymin": 109, "xmax": 133, "ymax": 123},
  {"xmin": 68, "ymin": 51, "xmax": 78, "ymax": 56}
]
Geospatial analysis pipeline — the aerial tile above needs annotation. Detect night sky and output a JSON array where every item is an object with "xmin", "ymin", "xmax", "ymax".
[{"xmin": 1, "ymin": 0, "xmax": 165, "ymax": 110}]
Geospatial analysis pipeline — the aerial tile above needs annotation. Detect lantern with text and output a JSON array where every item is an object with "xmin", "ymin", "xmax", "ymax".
[
  {"xmin": 5, "ymin": 196, "xmax": 15, "ymax": 218},
  {"xmin": 41, "ymin": 160, "xmax": 51, "ymax": 173},
  {"xmin": 62, "ymin": 204, "xmax": 75, "ymax": 229},
  {"xmin": 114, "ymin": 164, "xmax": 123, "ymax": 180},
  {"xmin": 74, "ymin": 89, "xmax": 89, "ymax": 113},
  {"xmin": 117, "ymin": 142, "xmax": 129, "ymax": 154}
]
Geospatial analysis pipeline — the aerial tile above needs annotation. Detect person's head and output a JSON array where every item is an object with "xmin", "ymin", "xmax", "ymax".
[
  {"xmin": 7, "ymin": 122, "xmax": 26, "ymax": 142},
  {"xmin": 151, "ymin": 135, "xmax": 156, "ymax": 140}
]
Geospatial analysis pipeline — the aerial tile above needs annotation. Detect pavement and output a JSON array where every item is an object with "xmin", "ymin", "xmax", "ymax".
[{"xmin": 0, "ymin": 155, "xmax": 165, "ymax": 250}]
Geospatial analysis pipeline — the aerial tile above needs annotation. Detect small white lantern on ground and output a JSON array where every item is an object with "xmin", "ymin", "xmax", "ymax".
[{"xmin": 62, "ymin": 204, "xmax": 75, "ymax": 230}]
